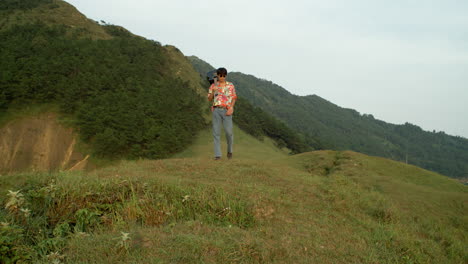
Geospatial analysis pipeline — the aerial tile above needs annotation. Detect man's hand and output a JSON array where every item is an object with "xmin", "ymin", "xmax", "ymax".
[{"xmin": 226, "ymin": 107, "xmax": 234, "ymax": 116}]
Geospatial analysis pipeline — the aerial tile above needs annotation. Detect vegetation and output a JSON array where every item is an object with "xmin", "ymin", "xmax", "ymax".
[
  {"xmin": 235, "ymin": 98, "xmax": 310, "ymax": 153},
  {"xmin": 172, "ymin": 125, "xmax": 292, "ymax": 160},
  {"xmin": 0, "ymin": 0, "xmax": 52, "ymax": 11},
  {"xmin": 0, "ymin": 170, "xmax": 254, "ymax": 263},
  {"xmin": 0, "ymin": 19, "xmax": 206, "ymax": 159},
  {"xmin": 189, "ymin": 56, "xmax": 468, "ymax": 179},
  {"xmin": 0, "ymin": 0, "xmax": 307, "ymax": 161},
  {"xmin": 0, "ymin": 143, "xmax": 466, "ymax": 263}
]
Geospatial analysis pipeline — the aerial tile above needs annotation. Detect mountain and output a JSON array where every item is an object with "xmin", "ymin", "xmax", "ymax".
[
  {"xmin": 0, "ymin": 0, "xmax": 308, "ymax": 173},
  {"xmin": 188, "ymin": 56, "xmax": 468, "ymax": 179},
  {"xmin": 0, "ymin": 0, "xmax": 209, "ymax": 163}
]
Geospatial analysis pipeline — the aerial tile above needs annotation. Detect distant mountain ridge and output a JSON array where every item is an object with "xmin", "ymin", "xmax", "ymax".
[{"xmin": 188, "ymin": 56, "xmax": 468, "ymax": 179}]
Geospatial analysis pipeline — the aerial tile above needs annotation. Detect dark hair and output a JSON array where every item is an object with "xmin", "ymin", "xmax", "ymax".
[{"xmin": 216, "ymin": 67, "xmax": 227, "ymax": 76}]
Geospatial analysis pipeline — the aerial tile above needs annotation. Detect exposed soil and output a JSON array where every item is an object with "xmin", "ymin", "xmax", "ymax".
[{"xmin": 0, "ymin": 113, "xmax": 88, "ymax": 173}]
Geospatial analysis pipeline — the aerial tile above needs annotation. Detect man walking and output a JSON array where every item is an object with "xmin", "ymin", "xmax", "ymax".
[{"xmin": 207, "ymin": 67, "xmax": 237, "ymax": 160}]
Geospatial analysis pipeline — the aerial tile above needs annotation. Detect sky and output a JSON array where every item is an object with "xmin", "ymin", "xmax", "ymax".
[{"xmin": 67, "ymin": 0, "xmax": 468, "ymax": 138}]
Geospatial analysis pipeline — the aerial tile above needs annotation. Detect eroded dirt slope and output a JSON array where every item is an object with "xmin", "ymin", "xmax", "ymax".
[{"xmin": 0, "ymin": 113, "xmax": 88, "ymax": 173}]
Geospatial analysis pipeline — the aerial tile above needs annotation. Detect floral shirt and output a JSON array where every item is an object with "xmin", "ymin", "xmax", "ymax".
[{"xmin": 208, "ymin": 81, "xmax": 237, "ymax": 108}]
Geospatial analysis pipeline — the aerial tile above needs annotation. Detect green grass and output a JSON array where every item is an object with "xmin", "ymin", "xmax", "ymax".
[
  {"xmin": 172, "ymin": 125, "xmax": 289, "ymax": 160},
  {"xmin": 0, "ymin": 130, "xmax": 467, "ymax": 263}
]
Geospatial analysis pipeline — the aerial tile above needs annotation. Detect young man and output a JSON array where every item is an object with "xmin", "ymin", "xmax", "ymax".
[{"xmin": 207, "ymin": 67, "xmax": 237, "ymax": 160}]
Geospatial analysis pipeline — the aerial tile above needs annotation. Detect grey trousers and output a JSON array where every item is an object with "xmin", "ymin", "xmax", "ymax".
[{"xmin": 212, "ymin": 107, "xmax": 233, "ymax": 158}]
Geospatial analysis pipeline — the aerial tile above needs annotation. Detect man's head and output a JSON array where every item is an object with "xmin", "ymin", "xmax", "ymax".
[{"xmin": 216, "ymin": 67, "xmax": 227, "ymax": 79}]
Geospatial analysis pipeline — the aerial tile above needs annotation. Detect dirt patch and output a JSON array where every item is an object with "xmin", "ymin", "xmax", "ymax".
[
  {"xmin": 253, "ymin": 204, "xmax": 275, "ymax": 219},
  {"xmin": 0, "ymin": 113, "xmax": 88, "ymax": 173}
]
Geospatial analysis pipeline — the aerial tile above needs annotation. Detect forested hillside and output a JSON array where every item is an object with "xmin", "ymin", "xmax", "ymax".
[
  {"xmin": 234, "ymin": 97, "xmax": 310, "ymax": 153},
  {"xmin": 189, "ymin": 56, "xmax": 468, "ymax": 179},
  {"xmin": 0, "ymin": 0, "xmax": 207, "ymax": 159},
  {"xmin": 0, "ymin": 0, "xmax": 309, "ymax": 162}
]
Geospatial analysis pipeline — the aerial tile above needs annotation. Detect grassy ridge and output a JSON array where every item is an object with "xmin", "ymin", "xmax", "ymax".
[
  {"xmin": 172, "ymin": 126, "xmax": 290, "ymax": 160},
  {"xmin": 188, "ymin": 56, "xmax": 468, "ymax": 179},
  {"xmin": 1, "ymin": 142, "xmax": 466, "ymax": 263}
]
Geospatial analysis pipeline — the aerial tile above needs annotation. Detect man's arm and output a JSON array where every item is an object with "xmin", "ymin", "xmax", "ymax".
[
  {"xmin": 207, "ymin": 85, "xmax": 214, "ymax": 102},
  {"xmin": 226, "ymin": 84, "xmax": 237, "ymax": 116},
  {"xmin": 226, "ymin": 98, "xmax": 236, "ymax": 116},
  {"xmin": 230, "ymin": 98, "xmax": 236, "ymax": 108}
]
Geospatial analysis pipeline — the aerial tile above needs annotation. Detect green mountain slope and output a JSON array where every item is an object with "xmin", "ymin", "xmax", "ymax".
[
  {"xmin": 0, "ymin": 0, "xmax": 209, "ymax": 160},
  {"xmin": 188, "ymin": 56, "xmax": 468, "ymax": 179}
]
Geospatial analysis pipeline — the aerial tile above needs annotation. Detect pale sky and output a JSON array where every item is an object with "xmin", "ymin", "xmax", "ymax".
[{"xmin": 67, "ymin": 0, "xmax": 468, "ymax": 138}]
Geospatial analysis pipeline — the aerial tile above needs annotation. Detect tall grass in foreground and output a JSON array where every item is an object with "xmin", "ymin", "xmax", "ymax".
[
  {"xmin": 0, "ymin": 171, "xmax": 254, "ymax": 263},
  {"xmin": 292, "ymin": 151, "xmax": 467, "ymax": 264},
  {"xmin": 0, "ymin": 151, "xmax": 466, "ymax": 263}
]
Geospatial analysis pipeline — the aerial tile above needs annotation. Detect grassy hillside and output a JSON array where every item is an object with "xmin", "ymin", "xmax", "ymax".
[
  {"xmin": 1, "ymin": 127, "xmax": 466, "ymax": 263},
  {"xmin": 172, "ymin": 125, "xmax": 290, "ymax": 160},
  {"xmin": 188, "ymin": 56, "xmax": 468, "ymax": 179}
]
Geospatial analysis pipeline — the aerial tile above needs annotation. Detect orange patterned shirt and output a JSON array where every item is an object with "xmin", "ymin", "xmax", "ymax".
[{"xmin": 208, "ymin": 81, "xmax": 237, "ymax": 108}]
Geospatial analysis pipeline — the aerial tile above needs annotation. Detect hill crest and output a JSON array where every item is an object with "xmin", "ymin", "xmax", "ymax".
[{"xmin": 188, "ymin": 56, "xmax": 468, "ymax": 179}]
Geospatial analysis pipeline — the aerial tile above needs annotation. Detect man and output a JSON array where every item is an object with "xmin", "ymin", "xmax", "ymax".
[{"xmin": 207, "ymin": 67, "xmax": 237, "ymax": 160}]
